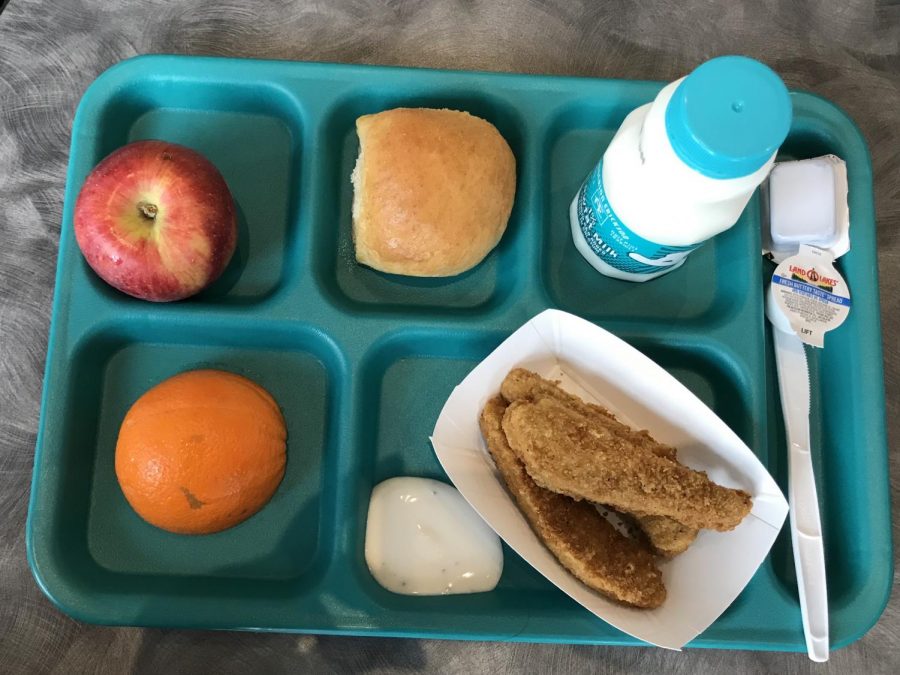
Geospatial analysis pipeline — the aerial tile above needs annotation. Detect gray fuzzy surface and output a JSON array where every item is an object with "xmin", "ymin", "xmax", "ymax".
[{"xmin": 0, "ymin": 0, "xmax": 897, "ymax": 673}]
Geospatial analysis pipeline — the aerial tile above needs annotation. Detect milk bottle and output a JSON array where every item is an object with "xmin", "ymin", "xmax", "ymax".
[{"xmin": 571, "ymin": 55, "xmax": 792, "ymax": 281}]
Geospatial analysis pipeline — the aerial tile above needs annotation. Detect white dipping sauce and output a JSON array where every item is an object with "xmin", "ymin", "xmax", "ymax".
[{"xmin": 365, "ymin": 477, "xmax": 503, "ymax": 596}]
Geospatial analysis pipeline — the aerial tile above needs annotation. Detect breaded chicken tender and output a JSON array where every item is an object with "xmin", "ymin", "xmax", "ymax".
[
  {"xmin": 501, "ymin": 369, "xmax": 700, "ymax": 555},
  {"xmin": 500, "ymin": 368, "xmax": 674, "ymax": 454},
  {"xmin": 479, "ymin": 395, "xmax": 666, "ymax": 609},
  {"xmin": 502, "ymin": 397, "xmax": 753, "ymax": 532},
  {"xmin": 631, "ymin": 514, "xmax": 698, "ymax": 557}
]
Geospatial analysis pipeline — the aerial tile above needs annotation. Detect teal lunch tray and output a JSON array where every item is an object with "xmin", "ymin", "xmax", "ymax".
[{"xmin": 27, "ymin": 55, "xmax": 892, "ymax": 651}]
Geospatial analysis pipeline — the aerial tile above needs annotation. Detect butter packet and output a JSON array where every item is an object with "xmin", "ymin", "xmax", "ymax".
[
  {"xmin": 762, "ymin": 155, "xmax": 850, "ymax": 264},
  {"xmin": 768, "ymin": 244, "xmax": 851, "ymax": 348}
]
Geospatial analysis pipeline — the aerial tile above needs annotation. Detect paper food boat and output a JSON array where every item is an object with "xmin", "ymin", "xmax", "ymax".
[{"xmin": 430, "ymin": 309, "xmax": 788, "ymax": 649}]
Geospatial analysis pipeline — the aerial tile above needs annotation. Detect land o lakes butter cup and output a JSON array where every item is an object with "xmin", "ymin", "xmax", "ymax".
[
  {"xmin": 430, "ymin": 309, "xmax": 788, "ymax": 650},
  {"xmin": 768, "ymin": 244, "xmax": 851, "ymax": 348}
]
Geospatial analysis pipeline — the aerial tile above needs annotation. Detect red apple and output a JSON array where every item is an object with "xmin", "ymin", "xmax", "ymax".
[{"xmin": 74, "ymin": 140, "xmax": 237, "ymax": 302}]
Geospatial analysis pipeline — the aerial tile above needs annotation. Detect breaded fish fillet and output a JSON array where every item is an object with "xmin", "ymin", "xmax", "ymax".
[
  {"xmin": 479, "ymin": 395, "xmax": 666, "ymax": 609},
  {"xmin": 502, "ymin": 397, "xmax": 753, "ymax": 532},
  {"xmin": 501, "ymin": 369, "xmax": 700, "ymax": 555}
]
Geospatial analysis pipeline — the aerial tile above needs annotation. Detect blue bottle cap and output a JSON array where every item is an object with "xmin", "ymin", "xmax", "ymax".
[{"xmin": 665, "ymin": 55, "xmax": 792, "ymax": 179}]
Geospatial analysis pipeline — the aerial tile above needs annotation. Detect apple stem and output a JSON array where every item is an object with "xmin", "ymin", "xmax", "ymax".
[{"xmin": 137, "ymin": 201, "xmax": 158, "ymax": 220}]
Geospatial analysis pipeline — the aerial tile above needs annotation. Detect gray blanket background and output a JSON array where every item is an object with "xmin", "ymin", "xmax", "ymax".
[{"xmin": 1, "ymin": 1, "xmax": 897, "ymax": 672}]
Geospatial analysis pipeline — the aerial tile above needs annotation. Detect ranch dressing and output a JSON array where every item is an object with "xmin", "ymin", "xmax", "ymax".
[{"xmin": 365, "ymin": 477, "xmax": 503, "ymax": 595}]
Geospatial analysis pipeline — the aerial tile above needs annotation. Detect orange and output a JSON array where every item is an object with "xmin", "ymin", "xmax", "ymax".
[{"xmin": 114, "ymin": 369, "xmax": 287, "ymax": 535}]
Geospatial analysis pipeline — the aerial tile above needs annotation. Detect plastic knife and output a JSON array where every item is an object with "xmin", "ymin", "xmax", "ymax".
[{"xmin": 771, "ymin": 325, "xmax": 829, "ymax": 662}]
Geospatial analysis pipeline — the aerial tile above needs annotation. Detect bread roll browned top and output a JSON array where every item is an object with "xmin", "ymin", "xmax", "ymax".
[{"xmin": 351, "ymin": 108, "xmax": 516, "ymax": 277}]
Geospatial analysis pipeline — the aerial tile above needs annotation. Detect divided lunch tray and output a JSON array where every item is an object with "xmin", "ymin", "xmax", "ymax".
[{"xmin": 27, "ymin": 55, "xmax": 892, "ymax": 651}]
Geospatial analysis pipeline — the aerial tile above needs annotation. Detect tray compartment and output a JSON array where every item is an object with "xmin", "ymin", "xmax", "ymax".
[
  {"xmin": 345, "ymin": 327, "xmax": 504, "ymax": 544},
  {"xmin": 341, "ymin": 328, "xmax": 602, "ymax": 637},
  {"xmin": 30, "ymin": 317, "xmax": 344, "ymax": 621},
  {"xmin": 310, "ymin": 90, "xmax": 529, "ymax": 315},
  {"xmin": 338, "ymin": 331, "xmax": 762, "ymax": 636},
  {"xmin": 761, "ymin": 97, "xmax": 893, "ymax": 647},
  {"xmin": 541, "ymin": 104, "xmax": 762, "ymax": 327},
  {"xmin": 76, "ymin": 72, "xmax": 304, "ymax": 304}
]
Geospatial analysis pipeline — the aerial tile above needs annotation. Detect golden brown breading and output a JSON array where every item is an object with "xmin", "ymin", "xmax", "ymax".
[
  {"xmin": 500, "ymin": 368, "xmax": 675, "ymax": 456},
  {"xmin": 632, "ymin": 514, "xmax": 699, "ymax": 557},
  {"xmin": 501, "ymin": 397, "xmax": 753, "ymax": 532},
  {"xmin": 500, "ymin": 369, "xmax": 700, "ymax": 554},
  {"xmin": 479, "ymin": 395, "xmax": 666, "ymax": 609}
]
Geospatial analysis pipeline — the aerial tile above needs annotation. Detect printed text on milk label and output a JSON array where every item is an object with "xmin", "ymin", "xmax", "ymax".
[{"xmin": 575, "ymin": 162, "xmax": 698, "ymax": 275}]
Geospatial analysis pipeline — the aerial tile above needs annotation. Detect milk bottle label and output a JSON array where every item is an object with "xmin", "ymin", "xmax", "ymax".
[{"xmin": 575, "ymin": 162, "xmax": 699, "ymax": 276}]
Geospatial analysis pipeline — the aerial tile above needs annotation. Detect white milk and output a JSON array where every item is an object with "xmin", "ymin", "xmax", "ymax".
[{"xmin": 571, "ymin": 55, "xmax": 792, "ymax": 281}]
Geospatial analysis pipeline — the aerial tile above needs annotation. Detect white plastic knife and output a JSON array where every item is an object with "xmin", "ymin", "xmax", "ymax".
[{"xmin": 770, "ymin": 324, "xmax": 829, "ymax": 662}]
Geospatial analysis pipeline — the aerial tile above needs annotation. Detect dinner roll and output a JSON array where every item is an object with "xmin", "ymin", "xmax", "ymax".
[{"xmin": 351, "ymin": 108, "xmax": 516, "ymax": 277}]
